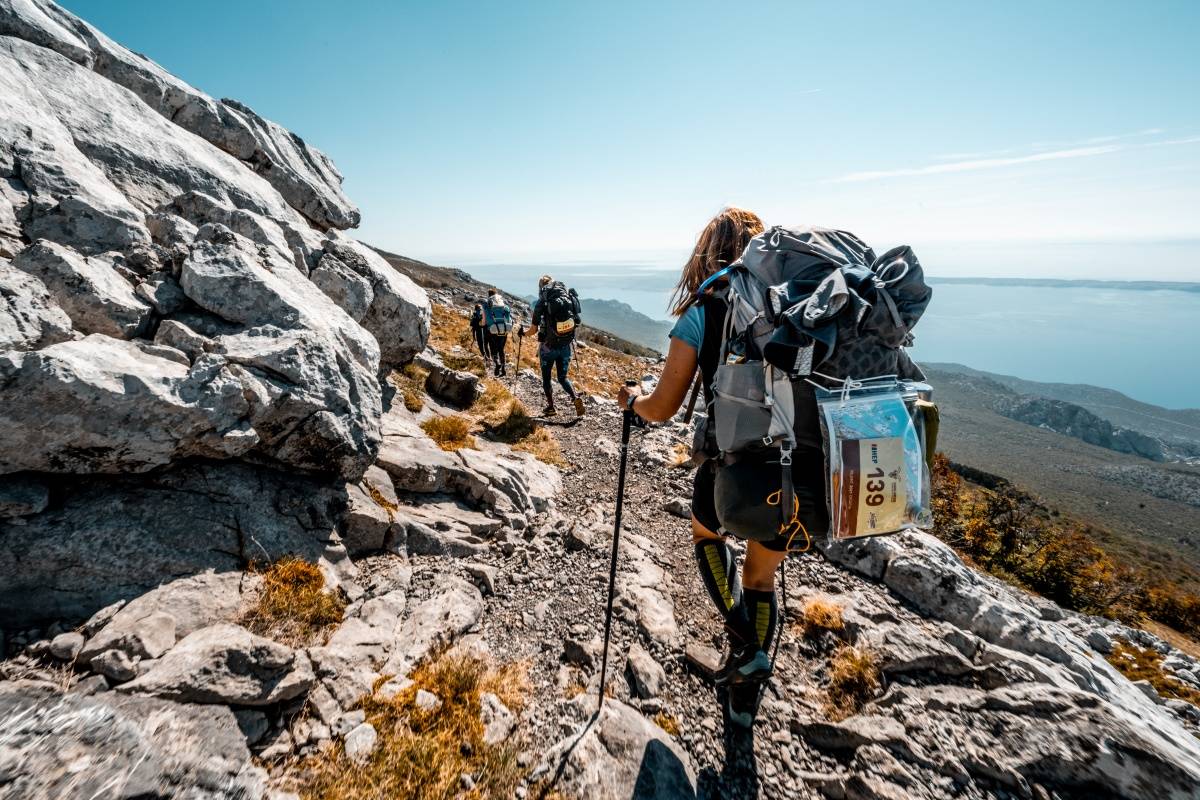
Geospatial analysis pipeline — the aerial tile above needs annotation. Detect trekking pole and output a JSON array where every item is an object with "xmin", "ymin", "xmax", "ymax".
[
  {"xmin": 598, "ymin": 379, "xmax": 638, "ymax": 714},
  {"xmin": 512, "ymin": 325, "xmax": 523, "ymax": 390}
]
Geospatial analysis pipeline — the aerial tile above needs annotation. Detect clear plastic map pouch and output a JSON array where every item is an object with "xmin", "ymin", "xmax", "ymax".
[{"xmin": 815, "ymin": 378, "xmax": 934, "ymax": 541}]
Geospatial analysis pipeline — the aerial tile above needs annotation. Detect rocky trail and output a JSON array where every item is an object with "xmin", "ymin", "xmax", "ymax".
[
  {"xmin": 4, "ymin": 2, "xmax": 1200, "ymax": 798},
  {"xmin": 451, "ymin": 358, "xmax": 1200, "ymax": 800}
]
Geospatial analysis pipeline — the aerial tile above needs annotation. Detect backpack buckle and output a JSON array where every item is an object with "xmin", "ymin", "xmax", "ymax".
[
  {"xmin": 780, "ymin": 445, "xmax": 793, "ymax": 466},
  {"xmin": 761, "ymin": 435, "xmax": 774, "ymax": 446}
]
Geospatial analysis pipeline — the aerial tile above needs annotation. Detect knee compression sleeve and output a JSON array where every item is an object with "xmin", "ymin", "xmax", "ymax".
[
  {"xmin": 742, "ymin": 588, "xmax": 778, "ymax": 650},
  {"xmin": 694, "ymin": 540, "xmax": 741, "ymax": 618}
]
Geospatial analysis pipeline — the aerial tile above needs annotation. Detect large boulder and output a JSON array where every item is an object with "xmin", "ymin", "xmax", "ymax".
[
  {"xmin": 12, "ymin": 240, "xmax": 151, "ymax": 338},
  {"xmin": 376, "ymin": 408, "xmax": 560, "ymax": 518},
  {"xmin": 0, "ymin": 3, "xmax": 432, "ymax": 485},
  {"xmin": 0, "ymin": 462, "xmax": 348, "ymax": 627},
  {"xmin": 823, "ymin": 531, "xmax": 1200, "ymax": 752},
  {"xmin": 316, "ymin": 238, "xmax": 430, "ymax": 369},
  {"xmin": 0, "ymin": 334, "xmax": 258, "ymax": 474},
  {"xmin": 120, "ymin": 623, "xmax": 315, "ymax": 706},
  {"xmin": 533, "ymin": 695, "xmax": 696, "ymax": 800},
  {"xmin": 0, "ymin": 684, "xmax": 266, "ymax": 799},
  {"xmin": 0, "ymin": 260, "xmax": 74, "ymax": 351},
  {"xmin": 79, "ymin": 571, "xmax": 257, "ymax": 662}
]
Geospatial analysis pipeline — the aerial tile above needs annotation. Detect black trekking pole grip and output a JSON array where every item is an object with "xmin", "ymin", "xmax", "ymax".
[{"xmin": 598, "ymin": 379, "xmax": 640, "ymax": 714}]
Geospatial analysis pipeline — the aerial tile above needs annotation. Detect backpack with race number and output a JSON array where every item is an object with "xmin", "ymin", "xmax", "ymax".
[
  {"xmin": 699, "ymin": 226, "xmax": 936, "ymax": 544},
  {"xmin": 542, "ymin": 281, "xmax": 580, "ymax": 345},
  {"xmin": 485, "ymin": 296, "xmax": 512, "ymax": 335}
]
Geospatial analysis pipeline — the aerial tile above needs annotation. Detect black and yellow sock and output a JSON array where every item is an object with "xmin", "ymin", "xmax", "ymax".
[
  {"xmin": 741, "ymin": 588, "xmax": 778, "ymax": 650},
  {"xmin": 694, "ymin": 540, "xmax": 741, "ymax": 620}
]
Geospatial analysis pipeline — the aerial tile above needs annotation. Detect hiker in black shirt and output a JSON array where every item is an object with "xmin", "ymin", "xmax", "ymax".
[
  {"xmin": 469, "ymin": 302, "xmax": 489, "ymax": 360},
  {"xmin": 519, "ymin": 274, "xmax": 585, "ymax": 418}
]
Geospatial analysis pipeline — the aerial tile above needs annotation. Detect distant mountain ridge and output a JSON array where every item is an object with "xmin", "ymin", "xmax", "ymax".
[{"xmin": 928, "ymin": 362, "xmax": 1200, "ymax": 450}]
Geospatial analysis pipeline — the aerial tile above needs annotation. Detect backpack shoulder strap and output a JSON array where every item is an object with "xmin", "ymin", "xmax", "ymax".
[{"xmin": 697, "ymin": 296, "xmax": 727, "ymax": 404}]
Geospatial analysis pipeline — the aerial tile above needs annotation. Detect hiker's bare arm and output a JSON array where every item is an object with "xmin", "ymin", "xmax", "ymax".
[
  {"xmin": 616, "ymin": 337, "xmax": 697, "ymax": 423},
  {"xmin": 522, "ymin": 323, "xmax": 538, "ymax": 338}
]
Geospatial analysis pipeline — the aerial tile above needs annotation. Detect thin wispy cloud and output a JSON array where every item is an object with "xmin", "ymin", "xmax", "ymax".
[
  {"xmin": 832, "ymin": 131, "xmax": 1197, "ymax": 183},
  {"xmin": 931, "ymin": 128, "xmax": 1163, "ymax": 164}
]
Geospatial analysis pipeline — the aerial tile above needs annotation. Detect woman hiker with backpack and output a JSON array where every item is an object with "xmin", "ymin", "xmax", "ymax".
[
  {"xmin": 518, "ymin": 274, "xmax": 586, "ymax": 418},
  {"xmin": 615, "ymin": 207, "xmax": 822, "ymax": 727}
]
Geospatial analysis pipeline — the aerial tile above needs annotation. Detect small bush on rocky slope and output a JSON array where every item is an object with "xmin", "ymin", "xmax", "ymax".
[
  {"xmin": 825, "ymin": 645, "xmax": 881, "ymax": 721},
  {"xmin": 799, "ymin": 596, "xmax": 845, "ymax": 638},
  {"xmin": 931, "ymin": 454, "xmax": 1200, "ymax": 640},
  {"xmin": 1107, "ymin": 641, "xmax": 1200, "ymax": 706},
  {"xmin": 421, "ymin": 415, "xmax": 476, "ymax": 451},
  {"xmin": 390, "ymin": 364, "xmax": 429, "ymax": 413},
  {"xmin": 240, "ymin": 558, "xmax": 345, "ymax": 647},
  {"xmin": 297, "ymin": 653, "xmax": 529, "ymax": 800}
]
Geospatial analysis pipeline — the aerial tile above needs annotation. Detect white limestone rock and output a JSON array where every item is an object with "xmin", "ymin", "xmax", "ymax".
[
  {"xmin": 0, "ymin": 684, "xmax": 267, "ymax": 799},
  {"xmin": 0, "ymin": 261, "xmax": 74, "ymax": 351},
  {"xmin": 119, "ymin": 623, "xmax": 315, "ymax": 706},
  {"xmin": 12, "ymin": 240, "xmax": 150, "ymax": 338}
]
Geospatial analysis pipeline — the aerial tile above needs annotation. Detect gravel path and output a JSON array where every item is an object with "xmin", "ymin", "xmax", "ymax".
[{"xmin": 466, "ymin": 369, "xmax": 865, "ymax": 800}]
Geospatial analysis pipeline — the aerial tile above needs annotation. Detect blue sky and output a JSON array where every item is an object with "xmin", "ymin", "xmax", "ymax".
[{"xmin": 62, "ymin": 1, "xmax": 1200, "ymax": 278}]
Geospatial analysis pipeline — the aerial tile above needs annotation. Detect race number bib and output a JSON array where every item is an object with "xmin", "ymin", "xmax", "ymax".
[{"xmin": 835, "ymin": 436, "xmax": 907, "ymax": 538}]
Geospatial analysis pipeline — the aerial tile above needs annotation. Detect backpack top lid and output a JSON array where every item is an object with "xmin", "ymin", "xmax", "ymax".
[{"xmin": 724, "ymin": 225, "xmax": 932, "ymax": 381}]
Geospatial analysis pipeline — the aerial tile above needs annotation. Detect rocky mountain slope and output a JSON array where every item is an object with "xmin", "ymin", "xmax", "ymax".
[
  {"xmin": 930, "ymin": 362, "xmax": 1200, "ymax": 462},
  {"xmin": 3, "ymin": 3, "xmax": 1200, "ymax": 799},
  {"xmin": 925, "ymin": 365, "xmax": 1200, "ymax": 584}
]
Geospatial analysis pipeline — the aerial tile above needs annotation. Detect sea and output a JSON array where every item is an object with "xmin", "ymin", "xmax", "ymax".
[{"xmin": 452, "ymin": 258, "xmax": 1200, "ymax": 411}]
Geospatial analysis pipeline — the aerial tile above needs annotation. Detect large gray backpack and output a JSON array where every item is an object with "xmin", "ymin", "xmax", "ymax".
[{"xmin": 703, "ymin": 225, "xmax": 932, "ymax": 538}]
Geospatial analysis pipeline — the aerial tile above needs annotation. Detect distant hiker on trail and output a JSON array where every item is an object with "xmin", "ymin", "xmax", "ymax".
[
  {"xmin": 469, "ymin": 302, "xmax": 490, "ymax": 360},
  {"xmin": 519, "ymin": 274, "xmax": 585, "ymax": 418},
  {"xmin": 483, "ymin": 288, "xmax": 512, "ymax": 377}
]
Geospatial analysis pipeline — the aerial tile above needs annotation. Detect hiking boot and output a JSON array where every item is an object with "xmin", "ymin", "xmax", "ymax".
[
  {"xmin": 727, "ymin": 681, "xmax": 765, "ymax": 729},
  {"xmin": 714, "ymin": 645, "xmax": 773, "ymax": 687},
  {"xmin": 542, "ymin": 404, "xmax": 557, "ymax": 418},
  {"xmin": 572, "ymin": 396, "xmax": 586, "ymax": 417}
]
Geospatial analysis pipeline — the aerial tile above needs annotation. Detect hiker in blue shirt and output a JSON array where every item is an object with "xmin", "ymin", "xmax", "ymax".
[
  {"xmin": 616, "ymin": 208, "xmax": 812, "ymax": 728},
  {"xmin": 482, "ymin": 288, "xmax": 512, "ymax": 377},
  {"xmin": 518, "ymin": 274, "xmax": 585, "ymax": 418}
]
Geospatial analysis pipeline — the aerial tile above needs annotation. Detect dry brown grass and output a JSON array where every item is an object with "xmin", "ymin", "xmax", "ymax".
[
  {"xmin": 421, "ymin": 415, "xmax": 476, "ymax": 451},
  {"xmin": 296, "ymin": 653, "xmax": 530, "ymax": 800},
  {"xmin": 667, "ymin": 442, "xmax": 692, "ymax": 468},
  {"xmin": 513, "ymin": 429, "xmax": 567, "ymax": 468},
  {"xmin": 475, "ymin": 380, "xmax": 567, "ymax": 468},
  {"xmin": 240, "ymin": 558, "xmax": 345, "ymax": 647},
  {"xmin": 798, "ymin": 596, "xmax": 846, "ymax": 638},
  {"xmin": 1107, "ymin": 640, "xmax": 1200, "ymax": 707},
  {"xmin": 653, "ymin": 711, "xmax": 680, "ymax": 737},
  {"xmin": 389, "ymin": 363, "xmax": 429, "ymax": 413},
  {"xmin": 825, "ymin": 645, "xmax": 881, "ymax": 721}
]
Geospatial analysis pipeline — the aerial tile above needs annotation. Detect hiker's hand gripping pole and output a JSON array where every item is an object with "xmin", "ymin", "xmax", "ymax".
[{"xmin": 598, "ymin": 379, "xmax": 638, "ymax": 713}]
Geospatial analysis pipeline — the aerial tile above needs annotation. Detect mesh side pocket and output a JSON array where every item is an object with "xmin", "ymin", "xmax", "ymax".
[{"xmin": 711, "ymin": 362, "xmax": 772, "ymax": 453}]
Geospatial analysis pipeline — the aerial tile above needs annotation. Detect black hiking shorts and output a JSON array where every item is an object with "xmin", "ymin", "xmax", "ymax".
[{"xmin": 691, "ymin": 450, "xmax": 829, "ymax": 552}]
